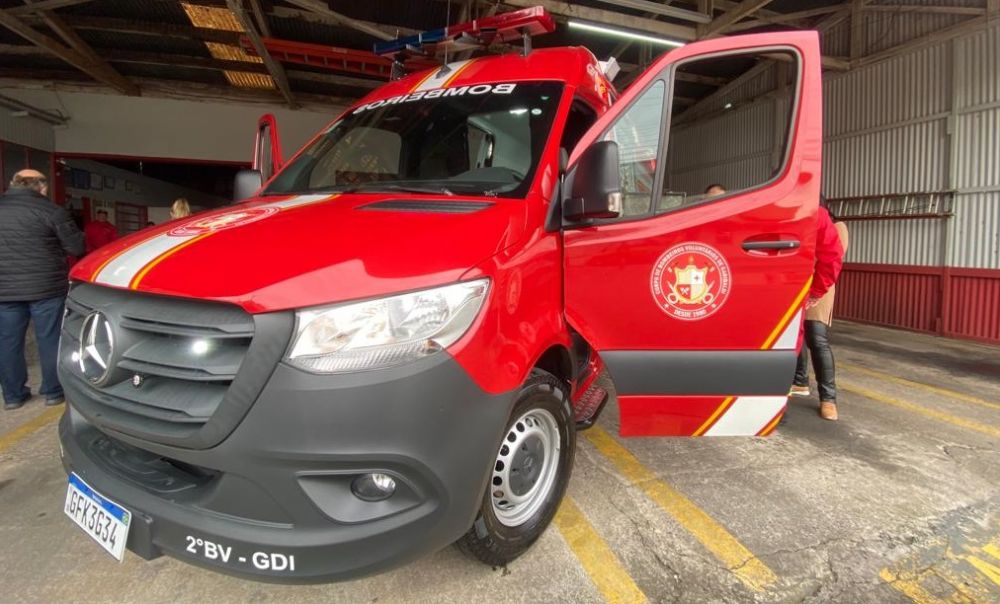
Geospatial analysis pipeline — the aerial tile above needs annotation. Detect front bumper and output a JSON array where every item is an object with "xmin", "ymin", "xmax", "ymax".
[{"xmin": 59, "ymin": 353, "xmax": 515, "ymax": 583}]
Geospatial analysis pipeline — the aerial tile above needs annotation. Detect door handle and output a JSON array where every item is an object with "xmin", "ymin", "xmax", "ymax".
[{"xmin": 742, "ymin": 240, "xmax": 800, "ymax": 251}]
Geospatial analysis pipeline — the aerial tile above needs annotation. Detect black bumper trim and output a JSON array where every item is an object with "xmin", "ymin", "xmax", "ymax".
[{"xmin": 60, "ymin": 352, "xmax": 516, "ymax": 583}]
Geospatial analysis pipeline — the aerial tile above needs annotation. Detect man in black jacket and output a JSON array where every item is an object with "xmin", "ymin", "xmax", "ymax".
[{"xmin": 0, "ymin": 169, "xmax": 85, "ymax": 410}]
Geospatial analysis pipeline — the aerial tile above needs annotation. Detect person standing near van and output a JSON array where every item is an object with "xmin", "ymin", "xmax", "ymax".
[
  {"xmin": 84, "ymin": 209, "xmax": 118, "ymax": 253},
  {"xmin": 0, "ymin": 170, "xmax": 85, "ymax": 410},
  {"xmin": 791, "ymin": 197, "xmax": 848, "ymax": 420},
  {"xmin": 170, "ymin": 198, "xmax": 191, "ymax": 219}
]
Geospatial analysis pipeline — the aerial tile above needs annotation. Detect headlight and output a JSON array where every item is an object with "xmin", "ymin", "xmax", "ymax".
[{"xmin": 286, "ymin": 279, "xmax": 490, "ymax": 373}]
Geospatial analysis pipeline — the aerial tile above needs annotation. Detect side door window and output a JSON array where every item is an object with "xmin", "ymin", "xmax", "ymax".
[
  {"xmin": 658, "ymin": 53, "xmax": 799, "ymax": 213},
  {"xmin": 601, "ymin": 81, "xmax": 666, "ymax": 217}
]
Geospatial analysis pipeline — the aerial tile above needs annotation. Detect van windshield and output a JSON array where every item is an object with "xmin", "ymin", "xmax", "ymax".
[{"xmin": 264, "ymin": 82, "xmax": 564, "ymax": 199}]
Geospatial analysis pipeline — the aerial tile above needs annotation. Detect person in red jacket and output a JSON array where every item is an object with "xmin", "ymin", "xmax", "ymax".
[
  {"xmin": 792, "ymin": 196, "xmax": 847, "ymax": 420},
  {"xmin": 84, "ymin": 209, "xmax": 118, "ymax": 254}
]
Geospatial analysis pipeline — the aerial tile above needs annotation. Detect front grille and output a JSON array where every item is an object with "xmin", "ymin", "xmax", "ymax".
[{"xmin": 60, "ymin": 283, "xmax": 293, "ymax": 449}]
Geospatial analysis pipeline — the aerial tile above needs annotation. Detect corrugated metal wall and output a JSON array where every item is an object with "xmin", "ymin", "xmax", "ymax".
[
  {"xmin": 828, "ymin": 18, "xmax": 1000, "ymax": 342},
  {"xmin": 834, "ymin": 265, "xmax": 942, "ymax": 333},
  {"xmin": 821, "ymin": 20, "xmax": 1000, "ymax": 271},
  {"xmin": 951, "ymin": 23, "xmax": 1000, "ymax": 270},
  {"xmin": 946, "ymin": 270, "xmax": 1000, "ymax": 341},
  {"xmin": 821, "ymin": 41, "xmax": 952, "ymax": 267},
  {"xmin": 668, "ymin": 99, "xmax": 777, "ymax": 193}
]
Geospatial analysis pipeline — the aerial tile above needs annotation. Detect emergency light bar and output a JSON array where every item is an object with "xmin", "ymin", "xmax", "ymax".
[
  {"xmin": 373, "ymin": 6, "xmax": 555, "ymax": 57},
  {"xmin": 242, "ymin": 7, "xmax": 556, "ymax": 82}
]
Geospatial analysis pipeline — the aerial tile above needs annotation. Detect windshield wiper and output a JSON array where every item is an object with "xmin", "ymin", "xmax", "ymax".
[{"xmin": 341, "ymin": 183, "xmax": 455, "ymax": 196}]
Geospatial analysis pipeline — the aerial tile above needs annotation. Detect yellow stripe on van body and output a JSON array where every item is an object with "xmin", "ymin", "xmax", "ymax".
[{"xmin": 761, "ymin": 277, "xmax": 812, "ymax": 350}]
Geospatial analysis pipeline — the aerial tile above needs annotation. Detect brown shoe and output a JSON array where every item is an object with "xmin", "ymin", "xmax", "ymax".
[{"xmin": 820, "ymin": 401, "xmax": 838, "ymax": 421}]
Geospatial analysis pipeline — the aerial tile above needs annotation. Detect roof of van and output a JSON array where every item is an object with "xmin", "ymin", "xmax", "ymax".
[{"xmin": 352, "ymin": 46, "xmax": 612, "ymax": 108}]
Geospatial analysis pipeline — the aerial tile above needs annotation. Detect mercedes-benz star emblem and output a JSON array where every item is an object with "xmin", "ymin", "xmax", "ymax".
[{"xmin": 78, "ymin": 311, "xmax": 115, "ymax": 385}]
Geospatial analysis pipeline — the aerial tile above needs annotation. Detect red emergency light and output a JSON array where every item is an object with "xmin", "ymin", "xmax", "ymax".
[{"xmin": 372, "ymin": 6, "xmax": 555, "ymax": 56}]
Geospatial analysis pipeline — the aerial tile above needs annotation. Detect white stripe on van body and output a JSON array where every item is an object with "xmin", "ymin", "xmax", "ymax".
[
  {"xmin": 702, "ymin": 396, "xmax": 786, "ymax": 436},
  {"xmin": 93, "ymin": 194, "xmax": 333, "ymax": 288}
]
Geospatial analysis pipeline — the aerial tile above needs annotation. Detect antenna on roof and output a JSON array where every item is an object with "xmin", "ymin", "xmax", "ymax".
[{"xmin": 438, "ymin": 0, "xmax": 453, "ymax": 77}]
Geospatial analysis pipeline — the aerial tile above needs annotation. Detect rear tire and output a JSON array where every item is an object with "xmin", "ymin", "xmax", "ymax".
[{"xmin": 456, "ymin": 369, "xmax": 575, "ymax": 566}]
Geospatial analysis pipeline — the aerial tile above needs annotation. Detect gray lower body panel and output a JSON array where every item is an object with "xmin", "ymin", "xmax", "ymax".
[
  {"xmin": 59, "ymin": 353, "xmax": 516, "ymax": 583},
  {"xmin": 603, "ymin": 350, "xmax": 797, "ymax": 396}
]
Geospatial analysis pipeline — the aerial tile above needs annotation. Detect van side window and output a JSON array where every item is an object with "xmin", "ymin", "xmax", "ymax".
[
  {"xmin": 601, "ymin": 80, "xmax": 666, "ymax": 218},
  {"xmin": 658, "ymin": 51, "xmax": 800, "ymax": 213},
  {"xmin": 560, "ymin": 99, "xmax": 598, "ymax": 152}
]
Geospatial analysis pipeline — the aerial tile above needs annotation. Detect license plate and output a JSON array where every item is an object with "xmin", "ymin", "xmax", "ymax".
[{"xmin": 64, "ymin": 473, "xmax": 131, "ymax": 562}]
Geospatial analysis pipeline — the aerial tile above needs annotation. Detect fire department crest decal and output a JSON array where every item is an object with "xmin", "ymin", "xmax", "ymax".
[
  {"xmin": 168, "ymin": 207, "xmax": 279, "ymax": 236},
  {"xmin": 650, "ymin": 242, "xmax": 732, "ymax": 321}
]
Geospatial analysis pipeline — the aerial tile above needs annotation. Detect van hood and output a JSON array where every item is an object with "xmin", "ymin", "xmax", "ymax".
[{"xmin": 72, "ymin": 193, "xmax": 525, "ymax": 313}]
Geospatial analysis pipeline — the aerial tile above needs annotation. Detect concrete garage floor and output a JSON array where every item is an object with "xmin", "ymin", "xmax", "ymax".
[{"xmin": 0, "ymin": 322, "xmax": 997, "ymax": 604}]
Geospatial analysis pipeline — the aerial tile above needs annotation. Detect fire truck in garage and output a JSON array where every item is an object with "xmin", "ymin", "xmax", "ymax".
[{"xmin": 56, "ymin": 9, "xmax": 823, "ymax": 583}]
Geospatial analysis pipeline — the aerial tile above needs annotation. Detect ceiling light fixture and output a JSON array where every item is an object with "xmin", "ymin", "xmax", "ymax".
[{"xmin": 568, "ymin": 20, "xmax": 686, "ymax": 48}]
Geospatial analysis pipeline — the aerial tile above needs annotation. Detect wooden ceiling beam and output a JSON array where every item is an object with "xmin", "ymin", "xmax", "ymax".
[
  {"xmin": 0, "ymin": 7, "xmax": 139, "ymax": 95},
  {"xmin": 865, "ymin": 5, "xmax": 987, "ymax": 17},
  {"xmin": 813, "ymin": 5, "xmax": 853, "ymax": 34},
  {"xmin": 47, "ymin": 15, "xmax": 243, "ymax": 45},
  {"xmin": 25, "ymin": 1, "xmax": 140, "ymax": 95},
  {"xmin": 105, "ymin": 49, "xmax": 270, "ymax": 74},
  {"xmin": 248, "ymin": 0, "xmax": 271, "ymax": 37},
  {"xmin": 852, "ymin": 14, "xmax": 990, "ymax": 69},
  {"xmin": 675, "ymin": 71, "xmax": 728, "ymax": 87},
  {"xmin": 698, "ymin": 0, "xmax": 776, "ymax": 39},
  {"xmin": 226, "ymin": 0, "xmax": 296, "ymax": 108},
  {"xmin": 6, "ymin": 0, "xmax": 92, "ymax": 16},
  {"xmin": 268, "ymin": 6, "xmax": 419, "ymax": 38},
  {"xmin": 282, "ymin": 0, "xmax": 396, "ymax": 41},
  {"xmin": 81, "ymin": 49, "xmax": 383, "ymax": 90},
  {"xmin": 726, "ymin": 5, "xmax": 847, "ymax": 33}
]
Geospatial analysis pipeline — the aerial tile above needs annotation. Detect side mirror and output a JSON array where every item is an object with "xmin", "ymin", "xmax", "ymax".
[
  {"xmin": 233, "ymin": 169, "xmax": 263, "ymax": 202},
  {"xmin": 562, "ymin": 140, "xmax": 622, "ymax": 222}
]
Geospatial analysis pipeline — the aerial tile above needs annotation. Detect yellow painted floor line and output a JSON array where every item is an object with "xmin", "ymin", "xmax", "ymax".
[
  {"xmin": 840, "ymin": 362, "xmax": 1000, "ymax": 412},
  {"xmin": 554, "ymin": 497, "xmax": 649, "ymax": 604},
  {"xmin": 0, "ymin": 406, "xmax": 63, "ymax": 455},
  {"xmin": 879, "ymin": 568, "xmax": 947, "ymax": 604},
  {"xmin": 964, "ymin": 554, "xmax": 1000, "ymax": 589},
  {"xmin": 840, "ymin": 382, "xmax": 1000, "ymax": 439},
  {"xmin": 584, "ymin": 427, "xmax": 777, "ymax": 592}
]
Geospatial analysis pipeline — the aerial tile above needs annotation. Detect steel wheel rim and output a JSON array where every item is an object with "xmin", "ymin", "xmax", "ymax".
[{"xmin": 490, "ymin": 407, "xmax": 561, "ymax": 527}]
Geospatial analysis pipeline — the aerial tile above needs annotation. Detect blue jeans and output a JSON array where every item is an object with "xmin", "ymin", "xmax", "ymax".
[{"xmin": 0, "ymin": 296, "xmax": 66, "ymax": 404}]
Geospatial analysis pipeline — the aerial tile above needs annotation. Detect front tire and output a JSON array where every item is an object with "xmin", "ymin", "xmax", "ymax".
[{"xmin": 456, "ymin": 369, "xmax": 576, "ymax": 566}]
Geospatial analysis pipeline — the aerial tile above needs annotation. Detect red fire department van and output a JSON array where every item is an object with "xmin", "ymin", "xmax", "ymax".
[{"xmin": 57, "ymin": 22, "xmax": 823, "ymax": 582}]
